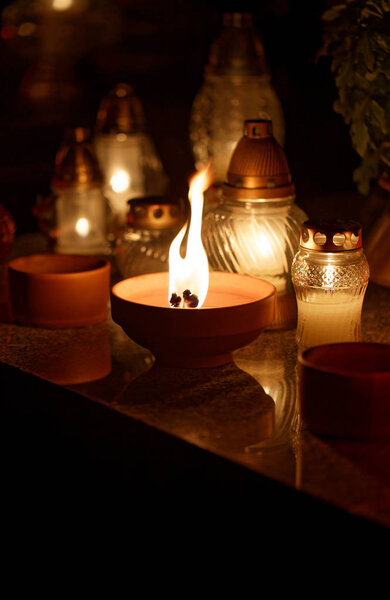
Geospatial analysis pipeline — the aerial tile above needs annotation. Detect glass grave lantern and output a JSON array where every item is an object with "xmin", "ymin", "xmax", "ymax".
[
  {"xmin": 52, "ymin": 127, "xmax": 110, "ymax": 255},
  {"xmin": 291, "ymin": 218, "xmax": 370, "ymax": 350},
  {"xmin": 94, "ymin": 83, "xmax": 169, "ymax": 233},
  {"xmin": 202, "ymin": 119, "xmax": 307, "ymax": 330},
  {"xmin": 189, "ymin": 12, "xmax": 285, "ymax": 205},
  {"xmin": 115, "ymin": 195, "xmax": 184, "ymax": 279}
]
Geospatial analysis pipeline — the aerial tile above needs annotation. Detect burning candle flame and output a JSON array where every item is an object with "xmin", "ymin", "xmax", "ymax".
[
  {"xmin": 168, "ymin": 167, "xmax": 211, "ymax": 308},
  {"xmin": 110, "ymin": 169, "xmax": 130, "ymax": 193},
  {"xmin": 75, "ymin": 217, "xmax": 90, "ymax": 237}
]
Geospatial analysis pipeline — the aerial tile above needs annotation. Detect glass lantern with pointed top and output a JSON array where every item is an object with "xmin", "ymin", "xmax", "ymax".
[
  {"xmin": 189, "ymin": 12, "xmax": 285, "ymax": 204},
  {"xmin": 52, "ymin": 126, "xmax": 110, "ymax": 256},
  {"xmin": 202, "ymin": 119, "xmax": 307, "ymax": 330},
  {"xmin": 94, "ymin": 83, "xmax": 169, "ymax": 233}
]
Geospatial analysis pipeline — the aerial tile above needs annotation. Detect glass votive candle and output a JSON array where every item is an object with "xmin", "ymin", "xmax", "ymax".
[{"xmin": 291, "ymin": 218, "xmax": 370, "ymax": 350}]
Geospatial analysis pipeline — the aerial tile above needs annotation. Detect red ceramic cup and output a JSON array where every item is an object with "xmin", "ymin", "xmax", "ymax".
[{"xmin": 298, "ymin": 342, "xmax": 390, "ymax": 440}]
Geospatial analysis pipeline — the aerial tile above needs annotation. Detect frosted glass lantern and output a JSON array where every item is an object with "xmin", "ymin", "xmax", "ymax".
[
  {"xmin": 52, "ymin": 127, "xmax": 110, "ymax": 255},
  {"xmin": 203, "ymin": 119, "xmax": 307, "ymax": 330},
  {"xmin": 190, "ymin": 12, "xmax": 285, "ymax": 193},
  {"xmin": 94, "ymin": 83, "xmax": 168, "ymax": 231}
]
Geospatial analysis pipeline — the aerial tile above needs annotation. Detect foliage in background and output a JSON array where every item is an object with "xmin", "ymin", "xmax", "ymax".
[{"xmin": 321, "ymin": 0, "xmax": 390, "ymax": 195}]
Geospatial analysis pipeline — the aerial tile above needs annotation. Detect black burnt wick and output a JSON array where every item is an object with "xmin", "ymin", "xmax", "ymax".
[
  {"xmin": 183, "ymin": 289, "xmax": 199, "ymax": 308},
  {"xmin": 170, "ymin": 293, "xmax": 181, "ymax": 307}
]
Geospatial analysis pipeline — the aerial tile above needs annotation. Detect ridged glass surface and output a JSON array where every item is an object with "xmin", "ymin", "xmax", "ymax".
[
  {"xmin": 115, "ymin": 229, "xmax": 176, "ymax": 278},
  {"xmin": 291, "ymin": 248, "xmax": 370, "ymax": 290},
  {"xmin": 203, "ymin": 198, "xmax": 306, "ymax": 294},
  {"xmin": 202, "ymin": 197, "xmax": 307, "ymax": 329},
  {"xmin": 291, "ymin": 248, "xmax": 370, "ymax": 349}
]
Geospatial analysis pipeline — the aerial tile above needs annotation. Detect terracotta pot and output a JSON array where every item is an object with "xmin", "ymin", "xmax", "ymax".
[
  {"xmin": 298, "ymin": 342, "xmax": 390, "ymax": 440},
  {"xmin": 7, "ymin": 253, "xmax": 110, "ymax": 328},
  {"xmin": 111, "ymin": 271, "xmax": 276, "ymax": 368}
]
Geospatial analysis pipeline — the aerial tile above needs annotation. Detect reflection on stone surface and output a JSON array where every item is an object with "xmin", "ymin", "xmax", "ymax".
[
  {"xmin": 234, "ymin": 330, "xmax": 300, "ymax": 455},
  {"xmin": 115, "ymin": 361, "xmax": 275, "ymax": 453},
  {"xmin": 2, "ymin": 319, "xmax": 112, "ymax": 386}
]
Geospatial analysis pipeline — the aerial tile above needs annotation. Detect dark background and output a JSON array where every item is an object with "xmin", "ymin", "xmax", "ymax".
[{"xmin": 0, "ymin": 0, "xmax": 362, "ymax": 234}]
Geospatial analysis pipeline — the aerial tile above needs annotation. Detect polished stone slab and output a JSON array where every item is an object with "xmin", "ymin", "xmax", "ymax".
[{"xmin": 1, "ymin": 234, "xmax": 390, "ymax": 533}]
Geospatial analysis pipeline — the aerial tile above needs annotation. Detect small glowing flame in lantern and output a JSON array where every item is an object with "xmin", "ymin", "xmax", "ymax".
[
  {"xmin": 323, "ymin": 264, "xmax": 336, "ymax": 288},
  {"xmin": 169, "ymin": 167, "xmax": 211, "ymax": 308},
  {"xmin": 75, "ymin": 217, "xmax": 90, "ymax": 237},
  {"xmin": 110, "ymin": 170, "xmax": 130, "ymax": 193},
  {"xmin": 52, "ymin": 0, "xmax": 73, "ymax": 10}
]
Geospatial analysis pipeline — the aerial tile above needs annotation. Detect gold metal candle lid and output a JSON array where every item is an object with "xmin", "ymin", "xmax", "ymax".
[
  {"xmin": 300, "ymin": 219, "xmax": 363, "ymax": 252},
  {"xmin": 127, "ymin": 197, "xmax": 184, "ymax": 230},
  {"xmin": 223, "ymin": 119, "xmax": 295, "ymax": 200},
  {"xmin": 95, "ymin": 83, "xmax": 146, "ymax": 134},
  {"xmin": 52, "ymin": 127, "xmax": 103, "ymax": 189}
]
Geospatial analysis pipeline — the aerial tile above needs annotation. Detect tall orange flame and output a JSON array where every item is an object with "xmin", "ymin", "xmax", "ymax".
[{"xmin": 168, "ymin": 167, "xmax": 211, "ymax": 308}]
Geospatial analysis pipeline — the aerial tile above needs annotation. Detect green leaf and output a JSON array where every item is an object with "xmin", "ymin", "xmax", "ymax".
[
  {"xmin": 350, "ymin": 120, "xmax": 369, "ymax": 156},
  {"xmin": 361, "ymin": 1, "xmax": 384, "ymax": 20},
  {"xmin": 359, "ymin": 31, "xmax": 375, "ymax": 70},
  {"xmin": 368, "ymin": 99, "xmax": 388, "ymax": 133},
  {"xmin": 322, "ymin": 5, "xmax": 347, "ymax": 22}
]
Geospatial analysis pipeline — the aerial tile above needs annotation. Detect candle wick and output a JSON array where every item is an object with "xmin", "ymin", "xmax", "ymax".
[{"xmin": 170, "ymin": 289, "xmax": 199, "ymax": 308}]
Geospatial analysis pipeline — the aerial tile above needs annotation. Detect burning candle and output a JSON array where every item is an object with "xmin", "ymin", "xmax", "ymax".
[
  {"xmin": 291, "ymin": 219, "xmax": 370, "ymax": 350},
  {"xmin": 52, "ymin": 127, "xmax": 110, "ymax": 255},
  {"xmin": 169, "ymin": 168, "xmax": 211, "ymax": 308},
  {"xmin": 110, "ymin": 167, "xmax": 276, "ymax": 367},
  {"xmin": 75, "ymin": 217, "xmax": 90, "ymax": 237},
  {"xmin": 94, "ymin": 84, "xmax": 168, "ymax": 232}
]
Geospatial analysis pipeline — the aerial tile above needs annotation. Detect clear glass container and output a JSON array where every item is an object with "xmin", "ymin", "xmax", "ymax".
[
  {"xmin": 95, "ymin": 131, "xmax": 168, "ymax": 228},
  {"xmin": 55, "ymin": 187, "xmax": 109, "ymax": 255},
  {"xmin": 190, "ymin": 12, "xmax": 284, "ymax": 188},
  {"xmin": 291, "ymin": 219, "xmax": 370, "ymax": 350},
  {"xmin": 94, "ymin": 83, "xmax": 168, "ymax": 232},
  {"xmin": 202, "ymin": 119, "xmax": 307, "ymax": 330},
  {"xmin": 52, "ymin": 127, "xmax": 110, "ymax": 255},
  {"xmin": 203, "ymin": 196, "xmax": 306, "ymax": 329},
  {"xmin": 115, "ymin": 196, "xmax": 183, "ymax": 278}
]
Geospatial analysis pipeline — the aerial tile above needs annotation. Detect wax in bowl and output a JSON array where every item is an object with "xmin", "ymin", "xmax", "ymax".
[
  {"xmin": 7, "ymin": 253, "xmax": 110, "ymax": 328},
  {"xmin": 111, "ymin": 271, "xmax": 276, "ymax": 368},
  {"xmin": 298, "ymin": 342, "xmax": 390, "ymax": 440}
]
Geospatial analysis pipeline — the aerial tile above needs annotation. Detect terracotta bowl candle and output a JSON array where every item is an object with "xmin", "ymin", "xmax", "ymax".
[
  {"xmin": 7, "ymin": 253, "xmax": 110, "ymax": 328},
  {"xmin": 111, "ymin": 271, "xmax": 276, "ymax": 368}
]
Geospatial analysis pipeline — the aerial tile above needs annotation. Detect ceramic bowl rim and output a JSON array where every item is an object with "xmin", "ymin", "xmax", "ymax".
[
  {"xmin": 299, "ymin": 342, "xmax": 390, "ymax": 379},
  {"xmin": 111, "ymin": 271, "xmax": 277, "ymax": 312},
  {"xmin": 7, "ymin": 253, "xmax": 110, "ymax": 278}
]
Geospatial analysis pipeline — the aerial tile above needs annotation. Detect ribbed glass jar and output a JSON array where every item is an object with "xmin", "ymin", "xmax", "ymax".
[
  {"xmin": 203, "ymin": 195, "xmax": 307, "ymax": 329},
  {"xmin": 115, "ymin": 197, "xmax": 182, "ymax": 278},
  {"xmin": 116, "ymin": 227, "xmax": 177, "ymax": 278},
  {"xmin": 291, "ymin": 220, "xmax": 370, "ymax": 350}
]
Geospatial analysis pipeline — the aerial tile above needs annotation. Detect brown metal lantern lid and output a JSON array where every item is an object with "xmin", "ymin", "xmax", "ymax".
[
  {"xmin": 95, "ymin": 83, "xmax": 146, "ymax": 134},
  {"xmin": 299, "ymin": 218, "xmax": 363, "ymax": 252},
  {"xmin": 52, "ymin": 127, "xmax": 103, "ymax": 189},
  {"xmin": 223, "ymin": 119, "xmax": 295, "ymax": 200},
  {"xmin": 127, "ymin": 196, "xmax": 184, "ymax": 231}
]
